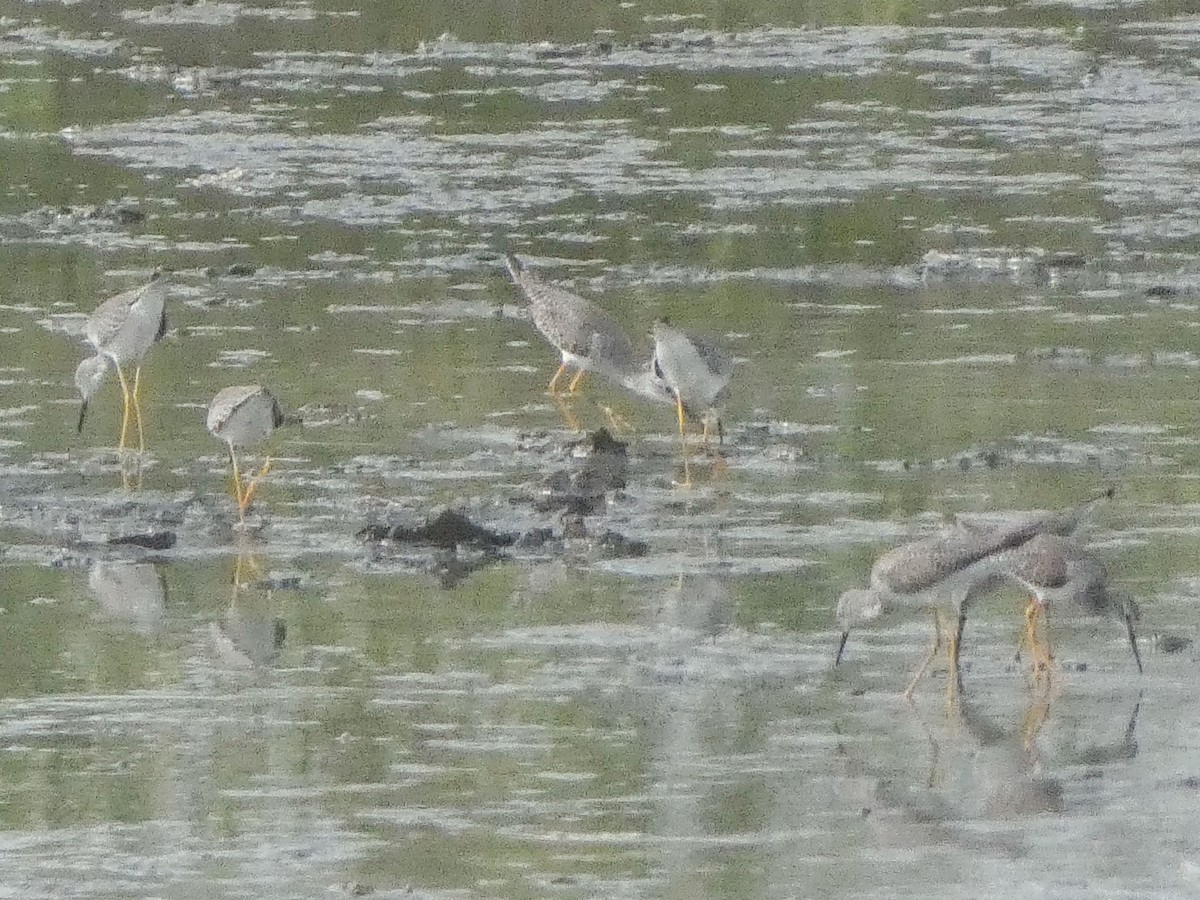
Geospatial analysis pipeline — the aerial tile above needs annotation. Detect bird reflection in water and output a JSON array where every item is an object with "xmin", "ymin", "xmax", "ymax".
[
  {"xmin": 208, "ymin": 592, "xmax": 286, "ymax": 671},
  {"xmin": 88, "ymin": 559, "xmax": 166, "ymax": 634},
  {"xmin": 836, "ymin": 677, "xmax": 1142, "ymax": 854},
  {"xmin": 207, "ymin": 533, "xmax": 286, "ymax": 670},
  {"xmin": 231, "ymin": 532, "xmax": 264, "ymax": 589},
  {"xmin": 653, "ymin": 573, "xmax": 734, "ymax": 644}
]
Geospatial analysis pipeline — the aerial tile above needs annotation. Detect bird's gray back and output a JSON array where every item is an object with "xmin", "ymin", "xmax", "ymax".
[
  {"xmin": 871, "ymin": 520, "xmax": 1054, "ymax": 596},
  {"xmin": 870, "ymin": 535, "xmax": 978, "ymax": 595},
  {"xmin": 208, "ymin": 384, "xmax": 280, "ymax": 446},
  {"xmin": 690, "ymin": 332, "xmax": 734, "ymax": 381},
  {"xmin": 957, "ymin": 488, "xmax": 1114, "ymax": 547},
  {"xmin": 86, "ymin": 278, "xmax": 168, "ymax": 362},
  {"xmin": 1005, "ymin": 532, "xmax": 1074, "ymax": 590},
  {"xmin": 1006, "ymin": 532, "xmax": 1121, "ymax": 614},
  {"xmin": 652, "ymin": 322, "xmax": 732, "ymax": 410},
  {"xmin": 504, "ymin": 257, "xmax": 636, "ymax": 371}
]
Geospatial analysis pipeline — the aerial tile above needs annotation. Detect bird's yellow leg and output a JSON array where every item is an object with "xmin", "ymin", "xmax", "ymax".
[
  {"xmin": 945, "ymin": 624, "xmax": 961, "ymax": 705},
  {"xmin": 1014, "ymin": 598, "xmax": 1033, "ymax": 661},
  {"xmin": 1020, "ymin": 690, "xmax": 1053, "ymax": 751},
  {"xmin": 547, "ymin": 362, "xmax": 570, "ymax": 395},
  {"xmin": 1023, "ymin": 601, "xmax": 1038, "ymax": 670},
  {"xmin": 552, "ymin": 393, "xmax": 583, "ymax": 432},
  {"xmin": 115, "ymin": 364, "xmax": 132, "ymax": 454},
  {"xmin": 905, "ymin": 609, "xmax": 944, "ymax": 701},
  {"xmin": 602, "ymin": 405, "xmax": 632, "ymax": 435},
  {"xmin": 240, "ymin": 456, "xmax": 273, "ymax": 511},
  {"xmin": 131, "ymin": 365, "xmax": 146, "ymax": 454},
  {"xmin": 568, "ymin": 369, "xmax": 587, "ymax": 394},
  {"xmin": 1025, "ymin": 602, "xmax": 1055, "ymax": 681},
  {"xmin": 675, "ymin": 392, "xmax": 692, "ymax": 487},
  {"xmin": 228, "ymin": 447, "xmax": 247, "ymax": 521}
]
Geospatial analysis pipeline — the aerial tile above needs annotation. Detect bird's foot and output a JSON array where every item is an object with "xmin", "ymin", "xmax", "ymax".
[{"xmin": 602, "ymin": 405, "xmax": 633, "ymax": 435}]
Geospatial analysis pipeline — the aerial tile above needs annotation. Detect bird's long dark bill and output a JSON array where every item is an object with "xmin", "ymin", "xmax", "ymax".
[
  {"xmin": 1123, "ymin": 611, "xmax": 1144, "ymax": 674},
  {"xmin": 77, "ymin": 400, "xmax": 88, "ymax": 434},
  {"xmin": 834, "ymin": 629, "xmax": 850, "ymax": 665}
]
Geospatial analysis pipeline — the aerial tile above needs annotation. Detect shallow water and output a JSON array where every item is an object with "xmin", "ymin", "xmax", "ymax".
[{"xmin": 3, "ymin": 0, "xmax": 1200, "ymax": 897}]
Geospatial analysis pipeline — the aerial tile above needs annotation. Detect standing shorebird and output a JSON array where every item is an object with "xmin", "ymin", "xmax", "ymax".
[
  {"xmin": 1003, "ymin": 531, "xmax": 1142, "ymax": 675},
  {"xmin": 651, "ymin": 319, "xmax": 733, "ymax": 486},
  {"xmin": 834, "ymin": 490, "xmax": 1119, "ymax": 699},
  {"xmin": 206, "ymin": 385, "xmax": 284, "ymax": 523},
  {"xmin": 74, "ymin": 271, "xmax": 168, "ymax": 454}
]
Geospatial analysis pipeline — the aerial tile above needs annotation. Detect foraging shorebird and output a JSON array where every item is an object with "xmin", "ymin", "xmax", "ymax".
[
  {"xmin": 206, "ymin": 385, "xmax": 284, "ymax": 523},
  {"xmin": 1002, "ymin": 531, "xmax": 1142, "ymax": 674},
  {"xmin": 952, "ymin": 487, "xmax": 1129, "ymax": 671},
  {"xmin": 651, "ymin": 319, "xmax": 733, "ymax": 485},
  {"xmin": 835, "ymin": 528, "xmax": 1032, "ymax": 699},
  {"xmin": 74, "ymin": 271, "xmax": 168, "ymax": 454},
  {"xmin": 834, "ymin": 490, "xmax": 1121, "ymax": 698}
]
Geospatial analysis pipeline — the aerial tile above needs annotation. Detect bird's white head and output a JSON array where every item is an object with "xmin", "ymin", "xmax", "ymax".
[
  {"xmin": 75, "ymin": 354, "xmax": 110, "ymax": 401},
  {"xmin": 835, "ymin": 587, "xmax": 885, "ymax": 630},
  {"xmin": 620, "ymin": 366, "xmax": 675, "ymax": 407},
  {"xmin": 834, "ymin": 588, "xmax": 885, "ymax": 666},
  {"xmin": 74, "ymin": 354, "xmax": 110, "ymax": 432}
]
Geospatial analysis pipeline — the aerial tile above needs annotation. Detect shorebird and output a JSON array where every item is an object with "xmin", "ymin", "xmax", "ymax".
[
  {"xmin": 74, "ymin": 271, "xmax": 168, "ymax": 454},
  {"xmin": 206, "ymin": 385, "xmax": 284, "ymax": 523},
  {"xmin": 835, "ymin": 490, "xmax": 1118, "ymax": 698},
  {"xmin": 952, "ymin": 487, "xmax": 1122, "ymax": 669},
  {"xmin": 1003, "ymin": 531, "xmax": 1142, "ymax": 675},
  {"xmin": 501, "ymin": 254, "xmax": 673, "ymax": 429},
  {"xmin": 835, "ymin": 528, "xmax": 1036, "ymax": 700},
  {"xmin": 651, "ymin": 319, "xmax": 733, "ymax": 485}
]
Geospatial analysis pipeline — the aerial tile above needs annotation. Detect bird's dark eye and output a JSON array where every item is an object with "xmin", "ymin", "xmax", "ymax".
[{"xmin": 653, "ymin": 357, "xmax": 664, "ymax": 379}]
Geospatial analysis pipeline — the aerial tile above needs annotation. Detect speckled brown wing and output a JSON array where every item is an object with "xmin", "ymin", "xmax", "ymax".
[
  {"xmin": 872, "ymin": 518, "xmax": 1059, "ymax": 596},
  {"xmin": 504, "ymin": 256, "xmax": 637, "ymax": 375},
  {"xmin": 505, "ymin": 258, "xmax": 605, "ymax": 355},
  {"xmin": 1008, "ymin": 533, "xmax": 1071, "ymax": 589},
  {"xmin": 872, "ymin": 535, "xmax": 982, "ymax": 595},
  {"xmin": 584, "ymin": 320, "xmax": 637, "ymax": 373},
  {"xmin": 523, "ymin": 277, "xmax": 595, "ymax": 355}
]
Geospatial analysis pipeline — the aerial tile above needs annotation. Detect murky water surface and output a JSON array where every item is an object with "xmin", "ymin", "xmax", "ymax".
[{"xmin": 3, "ymin": 0, "xmax": 1200, "ymax": 896}]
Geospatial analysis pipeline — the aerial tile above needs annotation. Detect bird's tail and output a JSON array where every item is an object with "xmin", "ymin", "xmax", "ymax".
[
  {"xmin": 1059, "ymin": 484, "xmax": 1117, "ymax": 536},
  {"xmin": 503, "ymin": 254, "xmax": 524, "ymax": 284},
  {"xmin": 971, "ymin": 485, "xmax": 1117, "ymax": 556}
]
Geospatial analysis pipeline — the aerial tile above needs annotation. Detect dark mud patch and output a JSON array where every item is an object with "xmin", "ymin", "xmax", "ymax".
[{"xmin": 358, "ymin": 508, "xmax": 516, "ymax": 551}]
